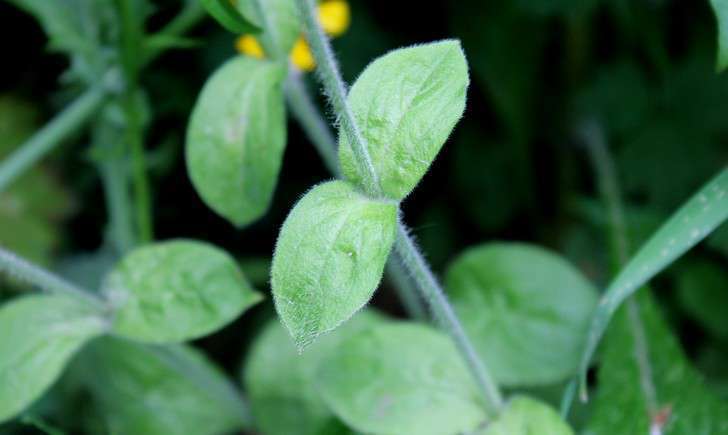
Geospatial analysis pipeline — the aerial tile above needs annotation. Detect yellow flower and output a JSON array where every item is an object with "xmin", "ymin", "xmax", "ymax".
[
  {"xmin": 235, "ymin": 35, "xmax": 265, "ymax": 59},
  {"xmin": 234, "ymin": 0, "xmax": 350, "ymax": 72},
  {"xmin": 318, "ymin": 0, "xmax": 350, "ymax": 37}
]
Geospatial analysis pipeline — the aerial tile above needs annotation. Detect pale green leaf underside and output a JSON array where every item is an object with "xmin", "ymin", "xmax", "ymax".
[
  {"xmin": 0, "ymin": 295, "xmax": 108, "ymax": 423},
  {"xmin": 479, "ymin": 396, "xmax": 573, "ymax": 435},
  {"xmin": 579, "ymin": 168, "xmax": 728, "ymax": 395},
  {"xmin": 445, "ymin": 242, "xmax": 598, "ymax": 386},
  {"xmin": 586, "ymin": 291, "xmax": 728, "ymax": 434},
  {"xmin": 244, "ymin": 311, "xmax": 387, "ymax": 435},
  {"xmin": 271, "ymin": 180, "xmax": 397, "ymax": 350},
  {"xmin": 316, "ymin": 322, "xmax": 487, "ymax": 435},
  {"xmin": 711, "ymin": 0, "xmax": 728, "ymax": 71},
  {"xmin": 186, "ymin": 56, "xmax": 287, "ymax": 227},
  {"xmin": 104, "ymin": 239, "xmax": 262, "ymax": 343},
  {"xmin": 84, "ymin": 337, "xmax": 244, "ymax": 435},
  {"xmin": 339, "ymin": 40, "xmax": 469, "ymax": 200}
]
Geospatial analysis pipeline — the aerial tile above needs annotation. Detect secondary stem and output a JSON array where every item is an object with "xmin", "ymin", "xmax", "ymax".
[
  {"xmin": 0, "ymin": 86, "xmax": 106, "ymax": 193},
  {"xmin": 0, "ymin": 246, "xmax": 106, "ymax": 310},
  {"xmin": 294, "ymin": 0, "xmax": 503, "ymax": 411}
]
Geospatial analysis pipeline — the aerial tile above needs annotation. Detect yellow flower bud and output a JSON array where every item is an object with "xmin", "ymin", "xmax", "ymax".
[
  {"xmin": 318, "ymin": 0, "xmax": 350, "ymax": 37},
  {"xmin": 290, "ymin": 37, "xmax": 316, "ymax": 72},
  {"xmin": 235, "ymin": 35, "xmax": 265, "ymax": 59}
]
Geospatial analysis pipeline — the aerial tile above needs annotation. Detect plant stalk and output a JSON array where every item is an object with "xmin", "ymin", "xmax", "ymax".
[
  {"xmin": 0, "ymin": 86, "xmax": 106, "ymax": 193},
  {"xmin": 293, "ymin": 0, "xmax": 503, "ymax": 412},
  {"xmin": 0, "ymin": 246, "xmax": 106, "ymax": 311}
]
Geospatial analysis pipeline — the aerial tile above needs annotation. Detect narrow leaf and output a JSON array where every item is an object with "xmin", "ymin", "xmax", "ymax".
[
  {"xmin": 82, "ymin": 338, "xmax": 247, "ymax": 435},
  {"xmin": 316, "ymin": 322, "xmax": 488, "ymax": 435},
  {"xmin": 479, "ymin": 396, "xmax": 573, "ymax": 435},
  {"xmin": 712, "ymin": 0, "xmax": 728, "ymax": 71},
  {"xmin": 104, "ymin": 239, "xmax": 262, "ymax": 343},
  {"xmin": 586, "ymin": 290, "xmax": 728, "ymax": 434},
  {"xmin": 271, "ymin": 180, "xmax": 397, "ymax": 350},
  {"xmin": 200, "ymin": 0, "xmax": 260, "ymax": 33},
  {"xmin": 445, "ymin": 242, "xmax": 598, "ymax": 386},
  {"xmin": 339, "ymin": 40, "xmax": 469, "ymax": 200},
  {"xmin": 244, "ymin": 311, "xmax": 386, "ymax": 435},
  {"xmin": 186, "ymin": 56, "xmax": 287, "ymax": 227},
  {"xmin": 578, "ymin": 168, "xmax": 728, "ymax": 397},
  {"xmin": 0, "ymin": 295, "xmax": 108, "ymax": 423}
]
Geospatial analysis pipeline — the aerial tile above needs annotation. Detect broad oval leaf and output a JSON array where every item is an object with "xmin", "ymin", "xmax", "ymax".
[
  {"xmin": 586, "ymin": 290, "xmax": 728, "ymax": 434},
  {"xmin": 445, "ymin": 242, "xmax": 599, "ymax": 386},
  {"xmin": 315, "ymin": 322, "xmax": 487, "ymax": 435},
  {"xmin": 480, "ymin": 396, "xmax": 573, "ymax": 435},
  {"xmin": 578, "ymin": 168, "xmax": 728, "ymax": 396},
  {"xmin": 103, "ymin": 239, "xmax": 262, "ymax": 343},
  {"xmin": 200, "ymin": 0, "xmax": 260, "ymax": 33},
  {"xmin": 244, "ymin": 310, "xmax": 387, "ymax": 435},
  {"xmin": 0, "ymin": 295, "xmax": 108, "ymax": 423},
  {"xmin": 271, "ymin": 180, "xmax": 397, "ymax": 350},
  {"xmin": 186, "ymin": 56, "xmax": 287, "ymax": 227},
  {"xmin": 338, "ymin": 40, "xmax": 469, "ymax": 200},
  {"xmin": 712, "ymin": 0, "xmax": 728, "ymax": 71},
  {"xmin": 82, "ymin": 337, "xmax": 247, "ymax": 435}
]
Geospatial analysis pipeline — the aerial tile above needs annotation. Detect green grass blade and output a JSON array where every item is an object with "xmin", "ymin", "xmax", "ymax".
[{"xmin": 578, "ymin": 167, "xmax": 728, "ymax": 400}]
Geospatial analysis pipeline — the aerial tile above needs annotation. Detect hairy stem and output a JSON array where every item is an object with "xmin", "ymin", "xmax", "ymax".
[
  {"xmin": 0, "ymin": 86, "xmax": 106, "ymax": 193},
  {"xmin": 0, "ymin": 246, "xmax": 106, "ymax": 310},
  {"xmin": 284, "ymin": 71, "xmax": 428, "ymax": 320},
  {"xmin": 295, "ymin": 0, "xmax": 380, "ymax": 197},
  {"xmin": 294, "ymin": 0, "xmax": 503, "ymax": 412}
]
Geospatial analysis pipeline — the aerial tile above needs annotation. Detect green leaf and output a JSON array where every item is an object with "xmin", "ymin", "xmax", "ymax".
[
  {"xmin": 512, "ymin": 0, "xmax": 599, "ymax": 16},
  {"xmin": 271, "ymin": 180, "xmax": 397, "ymax": 350},
  {"xmin": 82, "ymin": 337, "xmax": 246, "ymax": 435},
  {"xmin": 103, "ymin": 239, "xmax": 262, "ymax": 343},
  {"xmin": 445, "ymin": 242, "xmax": 598, "ymax": 386},
  {"xmin": 338, "ymin": 40, "xmax": 469, "ymax": 200},
  {"xmin": 244, "ymin": 310, "xmax": 386, "ymax": 435},
  {"xmin": 676, "ymin": 260, "xmax": 728, "ymax": 340},
  {"xmin": 235, "ymin": 0, "xmax": 301, "ymax": 56},
  {"xmin": 586, "ymin": 290, "xmax": 728, "ymax": 434},
  {"xmin": 186, "ymin": 56, "xmax": 287, "ymax": 227},
  {"xmin": 0, "ymin": 295, "xmax": 108, "ymax": 423},
  {"xmin": 712, "ymin": 0, "xmax": 728, "ymax": 71},
  {"xmin": 200, "ymin": 0, "xmax": 260, "ymax": 33},
  {"xmin": 578, "ymin": 168, "xmax": 728, "ymax": 396},
  {"xmin": 316, "ymin": 322, "xmax": 487, "ymax": 435},
  {"xmin": 479, "ymin": 396, "xmax": 573, "ymax": 435}
]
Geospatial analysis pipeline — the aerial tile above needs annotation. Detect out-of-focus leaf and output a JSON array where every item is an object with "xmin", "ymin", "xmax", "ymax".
[
  {"xmin": 234, "ymin": 0, "xmax": 300, "ymax": 56},
  {"xmin": 103, "ymin": 239, "xmax": 262, "ymax": 343},
  {"xmin": 82, "ymin": 338, "xmax": 246, "ymax": 435},
  {"xmin": 479, "ymin": 396, "xmax": 573, "ymax": 435},
  {"xmin": 200, "ymin": 0, "xmax": 259, "ymax": 33},
  {"xmin": 586, "ymin": 291, "xmax": 728, "ymax": 434},
  {"xmin": 338, "ymin": 40, "xmax": 469, "ymax": 200},
  {"xmin": 316, "ymin": 322, "xmax": 487, "ymax": 435},
  {"xmin": 676, "ymin": 260, "xmax": 728, "ymax": 339},
  {"xmin": 271, "ymin": 181, "xmax": 397, "ymax": 350},
  {"xmin": 711, "ymin": 0, "xmax": 728, "ymax": 71},
  {"xmin": 0, "ymin": 295, "xmax": 108, "ymax": 423},
  {"xmin": 513, "ymin": 0, "xmax": 599, "ymax": 17},
  {"xmin": 186, "ymin": 56, "xmax": 287, "ymax": 227},
  {"xmin": 244, "ymin": 311, "xmax": 386, "ymax": 435},
  {"xmin": 578, "ymin": 169, "xmax": 728, "ymax": 394},
  {"xmin": 445, "ymin": 242, "xmax": 598, "ymax": 386}
]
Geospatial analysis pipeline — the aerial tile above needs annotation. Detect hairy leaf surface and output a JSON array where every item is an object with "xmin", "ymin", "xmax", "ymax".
[{"xmin": 479, "ymin": 396, "xmax": 573, "ymax": 435}]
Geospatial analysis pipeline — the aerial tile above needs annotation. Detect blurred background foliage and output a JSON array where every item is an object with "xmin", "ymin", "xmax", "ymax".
[{"xmin": 0, "ymin": 0, "xmax": 727, "ymax": 432}]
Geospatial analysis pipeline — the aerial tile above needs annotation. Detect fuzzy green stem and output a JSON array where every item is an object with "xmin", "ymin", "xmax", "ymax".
[
  {"xmin": 294, "ymin": 0, "xmax": 503, "ymax": 412},
  {"xmin": 123, "ymin": 94, "xmax": 153, "ymax": 243},
  {"xmin": 0, "ymin": 246, "xmax": 106, "ymax": 310},
  {"xmin": 295, "ymin": 0, "xmax": 381, "ymax": 198},
  {"xmin": 0, "ymin": 87, "xmax": 106, "ymax": 193}
]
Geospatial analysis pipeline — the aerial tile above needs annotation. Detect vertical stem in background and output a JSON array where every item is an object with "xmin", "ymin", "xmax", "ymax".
[
  {"xmin": 294, "ymin": 0, "xmax": 504, "ymax": 412},
  {"xmin": 123, "ymin": 95, "xmax": 153, "ymax": 243},
  {"xmin": 0, "ymin": 87, "xmax": 106, "ymax": 193}
]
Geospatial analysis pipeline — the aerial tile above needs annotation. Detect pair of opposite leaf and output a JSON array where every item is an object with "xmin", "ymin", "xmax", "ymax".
[{"xmin": 0, "ymin": 240, "xmax": 262, "ymax": 423}]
